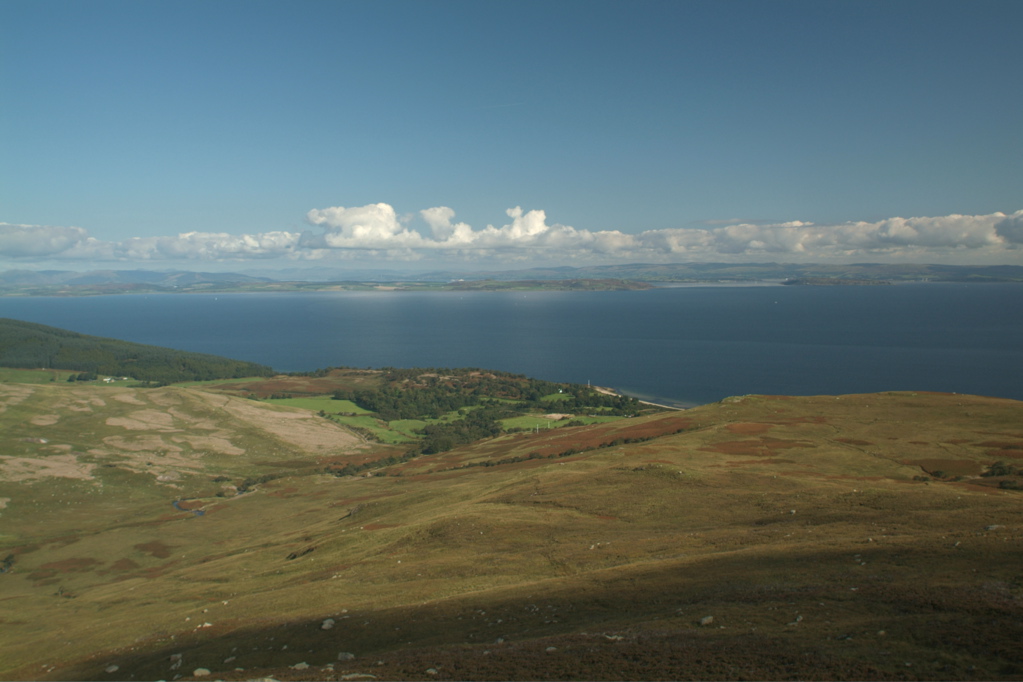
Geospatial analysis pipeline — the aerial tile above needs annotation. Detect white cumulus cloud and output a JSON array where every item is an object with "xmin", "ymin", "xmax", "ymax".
[
  {"xmin": 305, "ymin": 203, "xmax": 425, "ymax": 250},
  {"xmin": 1, "ymin": 206, "xmax": 1020, "ymax": 267},
  {"xmin": 0, "ymin": 223, "xmax": 90, "ymax": 257}
]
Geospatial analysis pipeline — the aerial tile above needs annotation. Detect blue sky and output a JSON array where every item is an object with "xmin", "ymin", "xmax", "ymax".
[{"xmin": 2, "ymin": 0, "xmax": 1021, "ymax": 272}]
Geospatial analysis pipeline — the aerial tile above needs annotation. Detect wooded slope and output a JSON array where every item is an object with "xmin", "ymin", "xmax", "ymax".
[{"xmin": 0, "ymin": 317, "xmax": 273, "ymax": 383}]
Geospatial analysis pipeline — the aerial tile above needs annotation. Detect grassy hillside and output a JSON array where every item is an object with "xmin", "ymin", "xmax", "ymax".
[
  {"xmin": 1, "ymin": 380, "xmax": 1021, "ymax": 681},
  {"xmin": 0, "ymin": 318, "xmax": 274, "ymax": 384}
]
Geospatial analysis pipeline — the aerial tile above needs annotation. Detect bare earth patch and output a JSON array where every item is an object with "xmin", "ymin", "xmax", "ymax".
[
  {"xmin": 103, "ymin": 435, "xmax": 183, "ymax": 453},
  {"xmin": 0, "ymin": 454, "xmax": 96, "ymax": 482},
  {"xmin": 0, "ymin": 383, "xmax": 33, "ymax": 412},
  {"xmin": 110, "ymin": 391, "xmax": 147, "ymax": 405},
  {"xmin": 193, "ymin": 391, "xmax": 364, "ymax": 454},
  {"xmin": 106, "ymin": 409, "xmax": 178, "ymax": 432},
  {"xmin": 29, "ymin": 414, "xmax": 59, "ymax": 426},
  {"xmin": 171, "ymin": 435, "xmax": 245, "ymax": 456}
]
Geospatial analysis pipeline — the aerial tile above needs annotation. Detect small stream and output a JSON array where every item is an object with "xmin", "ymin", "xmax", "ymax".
[{"xmin": 172, "ymin": 500, "xmax": 205, "ymax": 516}]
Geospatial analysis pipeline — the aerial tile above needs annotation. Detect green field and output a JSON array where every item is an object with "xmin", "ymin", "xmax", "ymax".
[
  {"xmin": 0, "ymin": 367, "xmax": 77, "ymax": 383},
  {"xmin": 327, "ymin": 414, "xmax": 418, "ymax": 443}
]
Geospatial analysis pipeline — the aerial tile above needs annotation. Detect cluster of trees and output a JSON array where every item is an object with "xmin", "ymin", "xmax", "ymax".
[
  {"xmin": 380, "ymin": 367, "xmax": 566, "ymax": 401},
  {"xmin": 67, "ymin": 371, "xmax": 99, "ymax": 382},
  {"xmin": 982, "ymin": 461, "xmax": 1023, "ymax": 489},
  {"xmin": 413, "ymin": 406, "xmax": 509, "ymax": 454},
  {"xmin": 0, "ymin": 318, "xmax": 274, "ymax": 384},
  {"xmin": 333, "ymin": 386, "xmax": 480, "ymax": 421},
  {"xmin": 982, "ymin": 461, "xmax": 1022, "ymax": 477},
  {"xmin": 323, "ymin": 366, "xmax": 649, "ymax": 456},
  {"xmin": 334, "ymin": 367, "xmax": 639, "ymax": 421}
]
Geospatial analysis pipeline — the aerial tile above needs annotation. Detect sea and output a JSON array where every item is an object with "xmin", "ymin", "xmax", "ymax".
[{"xmin": 2, "ymin": 283, "xmax": 1021, "ymax": 408}]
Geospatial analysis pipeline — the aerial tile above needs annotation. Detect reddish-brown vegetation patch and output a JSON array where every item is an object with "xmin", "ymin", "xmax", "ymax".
[
  {"xmin": 204, "ymin": 370, "xmax": 382, "ymax": 398},
  {"xmin": 134, "ymin": 541, "xmax": 174, "ymax": 559},
  {"xmin": 40, "ymin": 557, "xmax": 102, "ymax": 572},
  {"xmin": 759, "ymin": 437, "xmax": 811, "ymax": 450},
  {"xmin": 140, "ymin": 559, "xmax": 181, "ymax": 578},
  {"xmin": 613, "ymin": 416, "xmax": 695, "ymax": 440},
  {"xmin": 726, "ymin": 422, "xmax": 773, "ymax": 435},
  {"xmin": 29, "ymin": 557, "xmax": 103, "ymax": 580},
  {"xmin": 701, "ymin": 440, "xmax": 764, "ymax": 456},
  {"xmin": 45, "ymin": 535, "xmax": 81, "ymax": 549},
  {"xmin": 266, "ymin": 486, "xmax": 300, "ymax": 498},
  {"xmin": 986, "ymin": 448, "xmax": 1023, "ymax": 460},
  {"xmin": 701, "ymin": 437, "xmax": 813, "ymax": 457},
  {"xmin": 977, "ymin": 441, "xmax": 1023, "ymax": 459},
  {"xmin": 103, "ymin": 558, "xmax": 142, "ymax": 573},
  {"xmin": 959, "ymin": 481, "xmax": 1011, "ymax": 494},
  {"xmin": 724, "ymin": 458, "xmax": 796, "ymax": 467},
  {"xmin": 773, "ymin": 414, "xmax": 827, "ymax": 425},
  {"xmin": 522, "ymin": 416, "xmax": 694, "ymax": 457},
  {"xmin": 825, "ymin": 474, "xmax": 889, "ymax": 481}
]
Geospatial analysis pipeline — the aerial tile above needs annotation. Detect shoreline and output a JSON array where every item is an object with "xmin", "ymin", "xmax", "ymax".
[{"xmin": 593, "ymin": 384, "xmax": 686, "ymax": 411}]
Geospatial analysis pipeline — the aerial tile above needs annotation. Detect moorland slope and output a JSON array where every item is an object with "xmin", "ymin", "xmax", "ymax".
[{"xmin": 0, "ymin": 380, "xmax": 1021, "ymax": 681}]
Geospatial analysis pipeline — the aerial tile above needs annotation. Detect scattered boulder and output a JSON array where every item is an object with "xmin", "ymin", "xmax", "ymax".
[
  {"xmin": 104, "ymin": 665, "xmax": 119, "ymax": 673},
  {"xmin": 699, "ymin": 616, "xmax": 714, "ymax": 626},
  {"xmin": 426, "ymin": 668, "xmax": 439, "ymax": 676},
  {"xmin": 192, "ymin": 668, "xmax": 211, "ymax": 677},
  {"xmin": 338, "ymin": 652, "xmax": 356, "ymax": 661},
  {"xmin": 290, "ymin": 662, "xmax": 310, "ymax": 670},
  {"xmin": 286, "ymin": 546, "xmax": 316, "ymax": 560},
  {"xmin": 321, "ymin": 618, "xmax": 335, "ymax": 630}
]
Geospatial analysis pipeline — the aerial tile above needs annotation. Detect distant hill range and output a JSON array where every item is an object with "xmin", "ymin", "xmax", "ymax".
[
  {"xmin": 0, "ymin": 268, "xmax": 272, "ymax": 295},
  {"xmin": 0, "ymin": 317, "xmax": 274, "ymax": 383},
  {"xmin": 420, "ymin": 262, "xmax": 1023, "ymax": 283},
  {"xmin": 0, "ymin": 262, "xmax": 1020, "ymax": 296}
]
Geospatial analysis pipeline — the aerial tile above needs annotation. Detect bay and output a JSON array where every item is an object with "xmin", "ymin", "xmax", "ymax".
[{"xmin": 1, "ymin": 283, "xmax": 1021, "ymax": 407}]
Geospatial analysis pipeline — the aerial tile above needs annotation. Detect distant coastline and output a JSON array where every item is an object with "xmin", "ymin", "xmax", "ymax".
[
  {"xmin": 1, "ymin": 262, "xmax": 1020, "ymax": 297},
  {"xmin": 781, "ymin": 277, "xmax": 892, "ymax": 286}
]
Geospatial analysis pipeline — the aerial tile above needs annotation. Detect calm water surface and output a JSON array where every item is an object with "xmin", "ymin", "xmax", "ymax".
[{"xmin": 2, "ymin": 284, "xmax": 1020, "ymax": 407}]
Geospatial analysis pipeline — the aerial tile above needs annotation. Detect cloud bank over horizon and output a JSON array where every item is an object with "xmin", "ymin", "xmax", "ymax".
[{"xmin": 2, "ymin": 205, "xmax": 1021, "ymax": 270}]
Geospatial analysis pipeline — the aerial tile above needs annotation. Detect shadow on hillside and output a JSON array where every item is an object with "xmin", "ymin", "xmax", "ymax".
[{"xmin": 52, "ymin": 543, "xmax": 1023, "ymax": 681}]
